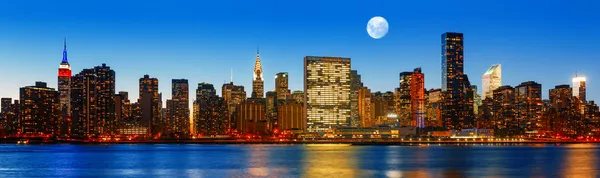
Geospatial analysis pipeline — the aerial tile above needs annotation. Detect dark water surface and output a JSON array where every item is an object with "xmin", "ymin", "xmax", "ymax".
[{"xmin": 0, "ymin": 144, "xmax": 598, "ymax": 178}]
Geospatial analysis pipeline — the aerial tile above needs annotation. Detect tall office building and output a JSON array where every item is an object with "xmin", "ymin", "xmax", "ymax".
[
  {"xmin": 425, "ymin": 89, "xmax": 443, "ymax": 127},
  {"xmin": 222, "ymin": 82, "xmax": 246, "ymax": 133},
  {"xmin": 549, "ymin": 85, "xmax": 577, "ymax": 135},
  {"xmin": 275, "ymin": 72, "xmax": 291, "ymax": 100},
  {"xmin": 194, "ymin": 83, "xmax": 228, "ymax": 136},
  {"xmin": 410, "ymin": 68, "xmax": 425, "ymax": 128},
  {"xmin": 139, "ymin": 74, "xmax": 160, "ymax": 136},
  {"xmin": 70, "ymin": 64, "xmax": 116, "ymax": 137},
  {"xmin": 442, "ymin": 32, "xmax": 466, "ymax": 130},
  {"xmin": 266, "ymin": 91, "xmax": 277, "ymax": 130},
  {"xmin": 252, "ymin": 48, "xmax": 264, "ymax": 98},
  {"xmin": 482, "ymin": 64, "xmax": 502, "ymax": 99},
  {"xmin": 171, "ymin": 79, "xmax": 190, "ymax": 135},
  {"xmin": 515, "ymin": 81, "xmax": 542, "ymax": 132},
  {"xmin": 572, "ymin": 74, "xmax": 586, "ymax": 102},
  {"xmin": 492, "ymin": 85, "xmax": 517, "ymax": 136},
  {"xmin": 19, "ymin": 82, "xmax": 60, "ymax": 136},
  {"xmin": 57, "ymin": 39, "xmax": 72, "ymax": 136},
  {"xmin": 350, "ymin": 70, "xmax": 362, "ymax": 127},
  {"xmin": 398, "ymin": 71, "xmax": 412, "ymax": 126},
  {"xmin": 114, "ymin": 91, "xmax": 131, "ymax": 134},
  {"xmin": 304, "ymin": 56, "xmax": 351, "ymax": 133}
]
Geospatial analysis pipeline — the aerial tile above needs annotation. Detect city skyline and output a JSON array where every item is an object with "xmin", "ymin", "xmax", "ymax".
[{"xmin": 1, "ymin": 0, "xmax": 599, "ymax": 107}]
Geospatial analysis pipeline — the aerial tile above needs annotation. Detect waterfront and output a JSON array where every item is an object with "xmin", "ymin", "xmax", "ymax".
[{"xmin": 0, "ymin": 144, "xmax": 598, "ymax": 177}]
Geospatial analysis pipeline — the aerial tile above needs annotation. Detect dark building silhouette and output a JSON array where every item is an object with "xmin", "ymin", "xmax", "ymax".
[
  {"xmin": 170, "ymin": 79, "xmax": 190, "ymax": 135},
  {"xmin": 194, "ymin": 83, "xmax": 228, "ymax": 136}
]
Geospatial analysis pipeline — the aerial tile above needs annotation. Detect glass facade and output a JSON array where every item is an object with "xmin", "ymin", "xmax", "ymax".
[
  {"xmin": 442, "ymin": 32, "xmax": 465, "ymax": 130},
  {"xmin": 410, "ymin": 68, "xmax": 425, "ymax": 128},
  {"xmin": 304, "ymin": 56, "xmax": 351, "ymax": 133}
]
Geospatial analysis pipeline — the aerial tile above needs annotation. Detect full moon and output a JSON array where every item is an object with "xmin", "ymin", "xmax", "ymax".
[{"xmin": 367, "ymin": 16, "xmax": 389, "ymax": 39}]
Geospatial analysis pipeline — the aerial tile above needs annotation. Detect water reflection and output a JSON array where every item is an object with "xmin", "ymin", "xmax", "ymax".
[
  {"xmin": 302, "ymin": 144, "xmax": 361, "ymax": 178},
  {"xmin": 562, "ymin": 144, "xmax": 597, "ymax": 178}
]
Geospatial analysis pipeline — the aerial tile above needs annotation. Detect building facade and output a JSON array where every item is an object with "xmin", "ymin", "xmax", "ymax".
[
  {"xmin": 275, "ymin": 72, "xmax": 290, "ymax": 100},
  {"xmin": 482, "ymin": 64, "xmax": 501, "ymax": 99},
  {"xmin": 57, "ymin": 39, "xmax": 72, "ymax": 136},
  {"xmin": 171, "ymin": 79, "xmax": 190, "ymax": 135},
  {"xmin": 304, "ymin": 56, "xmax": 351, "ymax": 133},
  {"xmin": 139, "ymin": 74, "xmax": 160, "ymax": 136},
  {"xmin": 410, "ymin": 68, "xmax": 425, "ymax": 128},
  {"xmin": 515, "ymin": 81, "xmax": 542, "ymax": 133},
  {"xmin": 194, "ymin": 83, "xmax": 228, "ymax": 136},
  {"xmin": 19, "ymin": 82, "xmax": 60, "ymax": 136},
  {"xmin": 222, "ymin": 82, "xmax": 246, "ymax": 133},
  {"xmin": 70, "ymin": 64, "xmax": 116, "ymax": 138},
  {"xmin": 441, "ymin": 32, "xmax": 466, "ymax": 130}
]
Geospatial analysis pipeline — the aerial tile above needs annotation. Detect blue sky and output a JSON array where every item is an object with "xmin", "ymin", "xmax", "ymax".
[{"xmin": 0, "ymin": 0, "xmax": 599, "ymax": 105}]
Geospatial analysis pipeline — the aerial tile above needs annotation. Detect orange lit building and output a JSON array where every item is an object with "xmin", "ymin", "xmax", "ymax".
[
  {"xmin": 235, "ymin": 99, "xmax": 267, "ymax": 135},
  {"xmin": 19, "ymin": 82, "xmax": 60, "ymax": 137},
  {"xmin": 410, "ymin": 68, "xmax": 425, "ymax": 128},
  {"xmin": 277, "ymin": 100, "xmax": 303, "ymax": 131}
]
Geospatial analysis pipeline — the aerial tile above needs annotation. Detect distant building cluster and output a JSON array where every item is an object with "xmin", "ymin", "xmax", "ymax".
[{"xmin": 0, "ymin": 33, "xmax": 599, "ymax": 140}]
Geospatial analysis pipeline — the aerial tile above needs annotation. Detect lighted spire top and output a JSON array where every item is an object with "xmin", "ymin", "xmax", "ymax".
[
  {"xmin": 253, "ymin": 46, "xmax": 263, "ymax": 81},
  {"xmin": 62, "ymin": 38, "xmax": 68, "ymax": 63}
]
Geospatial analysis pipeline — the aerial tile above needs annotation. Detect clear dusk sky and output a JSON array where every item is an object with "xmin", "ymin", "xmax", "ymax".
[{"xmin": 0, "ymin": 0, "xmax": 599, "ymax": 106}]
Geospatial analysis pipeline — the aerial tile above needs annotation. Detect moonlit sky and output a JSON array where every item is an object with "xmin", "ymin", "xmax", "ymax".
[{"xmin": 0, "ymin": 0, "xmax": 599, "ymax": 109}]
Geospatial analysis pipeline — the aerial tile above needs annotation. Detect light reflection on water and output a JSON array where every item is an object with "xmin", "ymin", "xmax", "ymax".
[{"xmin": 0, "ymin": 144, "xmax": 598, "ymax": 177}]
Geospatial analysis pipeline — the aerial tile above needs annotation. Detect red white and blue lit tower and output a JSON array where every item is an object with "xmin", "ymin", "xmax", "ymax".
[{"xmin": 58, "ymin": 38, "xmax": 71, "ymax": 136}]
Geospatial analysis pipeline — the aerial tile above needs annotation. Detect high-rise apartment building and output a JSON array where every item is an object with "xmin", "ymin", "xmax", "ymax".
[
  {"xmin": 139, "ymin": 74, "xmax": 160, "ymax": 136},
  {"xmin": 171, "ymin": 79, "xmax": 190, "ymax": 135},
  {"xmin": 442, "ymin": 32, "xmax": 466, "ymax": 130},
  {"xmin": 410, "ymin": 68, "xmax": 425, "ymax": 128},
  {"xmin": 492, "ymin": 85, "xmax": 517, "ymax": 136},
  {"xmin": 252, "ymin": 49, "xmax": 264, "ymax": 98},
  {"xmin": 482, "ymin": 64, "xmax": 501, "ymax": 99},
  {"xmin": 425, "ymin": 89, "xmax": 443, "ymax": 127},
  {"xmin": 19, "ymin": 82, "xmax": 60, "ymax": 136},
  {"xmin": 57, "ymin": 39, "xmax": 72, "ymax": 136},
  {"xmin": 275, "ymin": 72, "xmax": 291, "ymax": 100},
  {"xmin": 304, "ymin": 56, "xmax": 351, "ymax": 133},
  {"xmin": 358, "ymin": 86, "xmax": 374, "ymax": 127},
  {"xmin": 266, "ymin": 91, "xmax": 277, "ymax": 130},
  {"xmin": 70, "ymin": 64, "xmax": 116, "ymax": 137}
]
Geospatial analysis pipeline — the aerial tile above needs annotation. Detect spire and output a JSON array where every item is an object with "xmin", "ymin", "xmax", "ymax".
[
  {"xmin": 253, "ymin": 46, "xmax": 263, "ymax": 81},
  {"xmin": 230, "ymin": 68, "xmax": 233, "ymax": 83},
  {"xmin": 257, "ymin": 45, "xmax": 259, "ymax": 54},
  {"xmin": 61, "ymin": 38, "xmax": 68, "ymax": 63}
]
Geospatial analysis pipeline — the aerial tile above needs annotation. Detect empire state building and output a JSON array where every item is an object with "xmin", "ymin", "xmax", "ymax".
[
  {"xmin": 251, "ymin": 47, "xmax": 264, "ymax": 98},
  {"xmin": 57, "ymin": 38, "xmax": 71, "ymax": 136}
]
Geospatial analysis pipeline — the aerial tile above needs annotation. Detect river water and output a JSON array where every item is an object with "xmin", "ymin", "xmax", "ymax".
[{"xmin": 0, "ymin": 144, "xmax": 598, "ymax": 177}]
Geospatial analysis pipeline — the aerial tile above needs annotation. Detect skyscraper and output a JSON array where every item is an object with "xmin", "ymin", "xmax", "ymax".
[
  {"xmin": 492, "ymin": 85, "xmax": 517, "ymax": 136},
  {"xmin": 252, "ymin": 48, "xmax": 264, "ymax": 98},
  {"xmin": 304, "ymin": 56, "xmax": 351, "ymax": 133},
  {"xmin": 442, "ymin": 32, "xmax": 465, "ymax": 130},
  {"xmin": 19, "ymin": 82, "xmax": 60, "ymax": 136},
  {"xmin": 222, "ymin": 82, "xmax": 246, "ymax": 133},
  {"xmin": 194, "ymin": 83, "xmax": 228, "ymax": 136},
  {"xmin": 275, "ymin": 72, "xmax": 290, "ymax": 100},
  {"xmin": 171, "ymin": 79, "xmax": 190, "ymax": 135},
  {"xmin": 410, "ymin": 68, "xmax": 425, "ymax": 128},
  {"xmin": 139, "ymin": 74, "xmax": 160, "ymax": 136},
  {"xmin": 398, "ymin": 71, "xmax": 412, "ymax": 126},
  {"xmin": 266, "ymin": 91, "xmax": 277, "ymax": 130},
  {"xmin": 482, "ymin": 64, "xmax": 502, "ymax": 99},
  {"xmin": 58, "ymin": 39, "xmax": 72, "ymax": 136},
  {"xmin": 572, "ymin": 74, "xmax": 586, "ymax": 102},
  {"xmin": 70, "ymin": 64, "xmax": 116, "ymax": 137},
  {"xmin": 358, "ymin": 86, "xmax": 374, "ymax": 127},
  {"xmin": 515, "ymin": 81, "xmax": 542, "ymax": 132}
]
